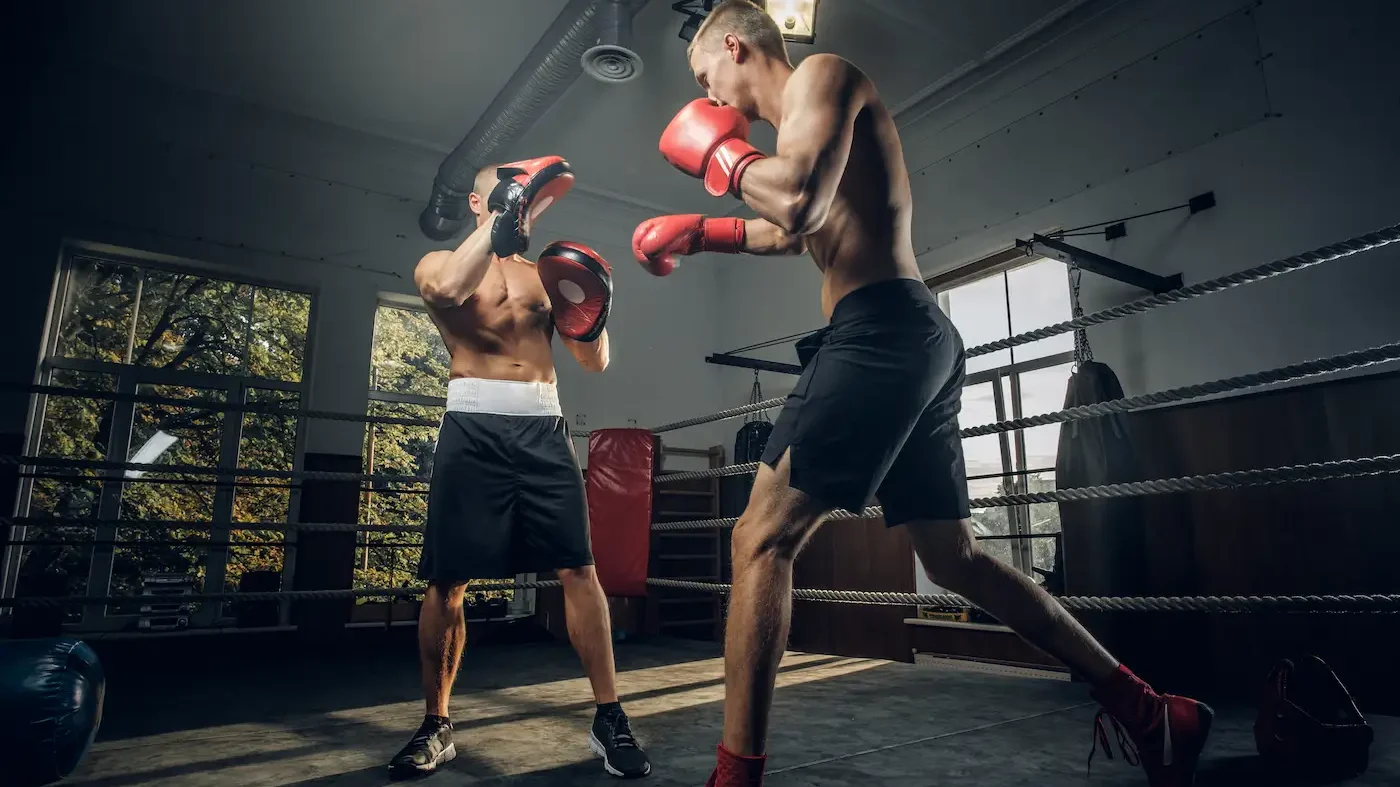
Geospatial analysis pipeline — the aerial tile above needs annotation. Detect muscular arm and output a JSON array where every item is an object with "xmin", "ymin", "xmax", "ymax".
[
  {"xmin": 414, "ymin": 218, "xmax": 496, "ymax": 307},
  {"xmin": 736, "ymin": 55, "xmax": 869, "ymax": 236},
  {"xmin": 561, "ymin": 329, "xmax": 609, "ymax": 373},
  {"xmin": 742, "ymin": 218, "xmax": 806, "ymax": 255}
]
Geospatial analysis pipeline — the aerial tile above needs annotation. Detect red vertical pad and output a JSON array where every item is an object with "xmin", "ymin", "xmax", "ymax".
[{"xmin": 587, "ymin": 428, "xmax": 655, "ymax": 597}]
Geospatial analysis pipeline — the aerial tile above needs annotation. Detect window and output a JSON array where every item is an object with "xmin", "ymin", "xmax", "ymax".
[
  {"xmin": 926, "ymin": 256, "xmax": 1075, "ymax": 590},
  {"xmin": 363, "ymin": 302, "xmax": 519, "ymax": 610},
  {"xmin": 4, "ymin": 247, "xmax": 312, "ymax": 630}
]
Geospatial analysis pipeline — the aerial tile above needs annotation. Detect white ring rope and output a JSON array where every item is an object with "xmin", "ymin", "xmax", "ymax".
[
  {"xmin": 650, "ymin": 454, "xmax": 1400, "ymax": 531},
  {"xmin": 2, "ymin": 578, "xmax": 1395, "ymax": 614},
  {"xmin": 654, "ymin": 340, "xmax": 1400, "ymax": 483},
  {"xmin": 650, "ymin": 222, "xmax": 1400, "ymax": 435}
]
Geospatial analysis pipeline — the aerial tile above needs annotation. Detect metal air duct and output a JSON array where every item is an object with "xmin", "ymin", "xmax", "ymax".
[
  {"xmin": 419, "ymin": 0, "xmax": 651, "ymax": 241},
  {"xmin": 583, "ymin": 0, "xmax": 643, "ymax": 84}
]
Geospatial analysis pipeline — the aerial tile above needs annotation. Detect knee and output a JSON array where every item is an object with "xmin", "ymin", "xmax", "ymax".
[
  {"xmin": 731, "ymin": 509, "xmax": 819, "ymax": 564},
  {"xmin": 427, "ymin": 583, "xmax": 466, "ymax": 612},
  {"xmin": 916, "ymin": 527, "xmax": 983, "ymax": 591},
  {"xmin": 556, "ymin": 565, "xmax": 598, "ymax": 589}
]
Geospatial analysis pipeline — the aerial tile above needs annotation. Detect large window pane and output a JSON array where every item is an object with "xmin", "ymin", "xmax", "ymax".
[
  {"xmin": 358, "ymin": 400, "xmax": 437, "ymax": 596},
  {"xmin": 248, "ymin": 287, "xmax": 311, "ymax": 382},
  {"xmin": 53, "ymin": 258, "xmax": 139, "ymax": 363},
  {"xmin": 958, "ymin": 381, "xmax": 1003, "ymax": 480},
  {"xmin": 944, "ymin": 275, "xmax": 1010, "ymax": 374},
  {"xmin": 132, "ymin": 270, "xmax": 251, "ymax": 375},
  {"xmin": 1015, "ymin": 363, "xmax": 1074, "ymax": 474},
  {"xmin": 1027, "ymin": 471, "xmax": 1061, "ymax": 576},
  {"xmin": 1006, "ymin": 258, "xmax": 1074, "ymax": 363},
  {"xmin": 111, "ymin": 385, "xmax": 225, "ymax": 612},
  {"xmin": 226, "ymin": 388, "xmax": 299, "ymax": 593},
  {"xmin": 370, "ymin": 305, "xmax": 451, "ymax": 397}
]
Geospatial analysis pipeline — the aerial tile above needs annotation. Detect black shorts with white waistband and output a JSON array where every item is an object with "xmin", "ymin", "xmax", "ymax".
[
  {"xmin": 759, "ymin": 278, "xmax": 971, "ymax": 526},
  {"xmin": 417, "ymin": 412, "xmax": 593, "ymax": 583}
]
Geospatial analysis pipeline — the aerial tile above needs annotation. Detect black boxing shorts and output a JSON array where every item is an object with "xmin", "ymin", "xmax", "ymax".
[
  {"xmin": 417, "ymin": 378, "xmax": 594, "ymax": 583},
  {"xmin": 759, "ymin": 278, "xmax": 971, "ymax": 525}
]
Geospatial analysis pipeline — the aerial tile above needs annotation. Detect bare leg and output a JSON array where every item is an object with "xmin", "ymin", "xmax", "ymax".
[
  {"xmin": 722, "ymin": 451, "xmax": 830, "ymax": 757},
  {"xmin": 558, "ymin": 565, "xmax": 619, "ymax": 704},
  {"xmin": 907, "ymin": 518, "xmax": 1118, "ymax": 682},
  {"xmin": 419, "ymin": 582, "xmax": 469, "ymax": 717}
]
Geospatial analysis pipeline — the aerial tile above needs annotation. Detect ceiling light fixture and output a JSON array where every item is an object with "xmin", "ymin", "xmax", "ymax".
[{"xmin": 763, "ymin": 0, "xmax": 819, "ymax": 45}]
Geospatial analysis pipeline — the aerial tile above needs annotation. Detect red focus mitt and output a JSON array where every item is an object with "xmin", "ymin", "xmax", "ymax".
[
  {"xmin": 487, "ymin": 156, "xmax": 574, "ymax": 258},
  {"xmin": 659, "ymin": 99, "xmax": 766, "ymax": 198},
  {"xmin": 538, "ymin": 240, "xmax": 613, "ymax": 342},
  {"xmin": 632, "ymin": 214, "xmax": 745, "ymax": 276}
]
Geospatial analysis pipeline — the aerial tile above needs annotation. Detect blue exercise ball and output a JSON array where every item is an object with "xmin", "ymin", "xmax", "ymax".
[{"xmin": 0, "ymin": 637, "xmax": 106, "ymax": 786}]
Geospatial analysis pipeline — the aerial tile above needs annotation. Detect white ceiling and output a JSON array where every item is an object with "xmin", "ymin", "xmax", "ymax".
[{"xmin": 55, "ymin": 0, "xmax": 1073, "ymax": 215}]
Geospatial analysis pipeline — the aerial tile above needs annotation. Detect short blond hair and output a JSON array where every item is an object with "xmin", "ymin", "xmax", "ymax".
[
  {"xmin": 473, "ymin": 164, "xmax": 500, "ymax": 201},
  {"xmin": 688, "ymin": 0, "xmax": 789, "ymax": 63}
]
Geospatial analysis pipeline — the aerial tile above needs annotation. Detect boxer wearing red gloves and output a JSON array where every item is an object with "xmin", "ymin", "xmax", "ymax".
[
  {"xmin": 399, "ymin": 158, "xmax": 649, "ymax": 780},
  {"xmin": 641, "ymin": 3, "xmax": 1213, "ymax": 787}
]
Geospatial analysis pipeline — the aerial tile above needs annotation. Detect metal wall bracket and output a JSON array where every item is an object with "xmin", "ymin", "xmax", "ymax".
[
  {"xmin": 1020, "ymin": 234, "xmax": 1183, "ymax": 294},
  {"xmin": 704, "ymin": 353, "xmax": 802, "ymax": 376}
]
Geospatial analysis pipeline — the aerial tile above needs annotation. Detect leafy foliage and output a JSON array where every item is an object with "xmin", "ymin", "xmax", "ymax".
[
  {"xmin": 18, "ymin": 257, "xmax": 310, "ymax": 618},
  {"xmin": 362, "ymin": 305, "xmax": 511, "ymax": 601}
]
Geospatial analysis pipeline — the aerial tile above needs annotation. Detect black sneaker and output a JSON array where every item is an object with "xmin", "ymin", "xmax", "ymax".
[
  {"xmin": 389, "ymin": 716, "xmax": 456, "ymax": 777},
  {"xmin": 589, "ymin": 707, "xmax": 651, "ymax": 778}
]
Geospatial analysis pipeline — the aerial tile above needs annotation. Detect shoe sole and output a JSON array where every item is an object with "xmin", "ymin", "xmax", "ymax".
[
  {"xmin": 388, "ymin": 741, "xmax": 457, "ymax": 777},
  {"xmin": 589, "ymin": 730, "xmax": 652, "ymax": 779}
]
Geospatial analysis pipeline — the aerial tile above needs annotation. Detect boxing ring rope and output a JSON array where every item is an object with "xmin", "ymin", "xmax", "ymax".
[
  {"xmin": 649, "ymin": 220, "xmax": 1400, "ymax": 434},
  {"xmin": 1, "ymin": 578, "xmax": 1396, "ymax": 614},
  {"xmin": 5, "ymin": 224, "xmax": 1399, "ymax": 622},
  {"xmin": 7, "ymin": 453, "xmax": 1400, "ymax": 537},
  {"xmin": 649, "ymin": 453, "xmax": 1400, "ymax": 531}
]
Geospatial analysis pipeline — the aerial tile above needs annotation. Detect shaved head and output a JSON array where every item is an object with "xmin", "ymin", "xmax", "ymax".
[
  {"xmin": 688, "ymin": 0, "xmax": 788, "ymax": 62},
  {"xmin": 473, "ymin": 164, "xmax": 500, "ymax": 203}
]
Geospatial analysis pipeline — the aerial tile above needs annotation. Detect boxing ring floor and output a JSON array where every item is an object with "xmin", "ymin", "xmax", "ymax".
[{"xmin": 63, "ymin": 636, "xmax": 1397, "ymax": 787}]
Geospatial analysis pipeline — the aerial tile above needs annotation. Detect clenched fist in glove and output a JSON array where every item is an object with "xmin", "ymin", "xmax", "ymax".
[
  {"xmin": 632, "ymin": 214, "xmax": 746, "ymax": 276},
  {"xmin": 659, "ymin": 99, "xmax": 767, "ymax": 198},
  {"xmin": 486, "ymin": 156, "xmax": 574, "ymax": 258}
]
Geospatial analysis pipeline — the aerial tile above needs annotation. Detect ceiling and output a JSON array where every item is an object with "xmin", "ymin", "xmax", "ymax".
[{"xmin": 52, "ymin": 0, "xmax": 1074, "ymax": 215}]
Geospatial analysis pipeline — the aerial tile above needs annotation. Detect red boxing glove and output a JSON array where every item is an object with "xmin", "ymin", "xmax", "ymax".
[
  {"xmin": 487, "ymin": 156, "xmax": 574, "ymax": 258},
  {"xmin": 538, "ymin": 240, "xmax": 612, "ymax": 342},
  {"xmin": 632, "ymin": 214, "xmax": 745, "ymax": 277},
  {"xmin": 659, "ymin": 99, "xmax": 766, "ymax": 198}
]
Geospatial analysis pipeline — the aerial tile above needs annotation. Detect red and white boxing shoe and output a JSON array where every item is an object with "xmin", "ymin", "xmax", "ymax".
[{"xmin": 1089, "ymin": 665, "xmax": 1214, "ymax": 787}]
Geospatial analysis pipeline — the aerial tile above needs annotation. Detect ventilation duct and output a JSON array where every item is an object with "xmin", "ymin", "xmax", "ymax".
[
  {"xmin": 583, "ymin": 0, "xmax": 643, "ymax": 84},
  {"xmin": 419, "ymin": 0, "xmax": 651, "ymax": 241}
]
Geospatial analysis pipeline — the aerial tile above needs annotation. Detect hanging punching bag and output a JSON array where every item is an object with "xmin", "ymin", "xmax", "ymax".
[
  {"xmin": 721, "ymin": 373, "xmax": 773, "ymax": 516},
  {"xmin": 1055, "ymin": 264, "xmax": 1149, "ymax": 662}
]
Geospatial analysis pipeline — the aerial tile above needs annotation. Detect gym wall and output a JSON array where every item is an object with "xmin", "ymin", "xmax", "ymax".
[
  {"xmin": 0, "ymin": 58, "xmax": 735, "ymax": 464},
  {"xmin": 717, "ymin": 0, "xmax": 1400, "ymax": 406}
]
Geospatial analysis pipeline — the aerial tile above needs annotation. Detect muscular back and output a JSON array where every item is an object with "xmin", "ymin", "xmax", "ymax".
[
  {"xmin": 791, "ymin": 61, "xmax": 921, "ymax": 317},
  {"xmin": 424, "ymin": 254, "xmax": 558, "ymax": 383}
]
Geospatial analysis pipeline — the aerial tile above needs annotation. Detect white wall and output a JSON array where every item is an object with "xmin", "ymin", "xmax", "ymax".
[
  {"xmin": 3, "ymin": 61, "xmax": 732, "ymax": 465},
  {"xmin": 903, "ymin": 0, "xmax": 1400, "ymax": 395},
  {"xmin": 717, "ymin": 0, "xmax": 1400, "ymax": 411}
]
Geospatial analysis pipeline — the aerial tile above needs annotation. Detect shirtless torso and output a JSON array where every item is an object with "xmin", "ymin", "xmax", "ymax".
[
  {"xmin": 422, "ymin": 253, "xmax": 557, "ymax": 383},
  {"xmin": 788, "ymin": 62, "xmax": 921, "ymax": 318}
]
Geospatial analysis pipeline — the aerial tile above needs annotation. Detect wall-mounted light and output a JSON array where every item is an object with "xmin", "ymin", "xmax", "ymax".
[{"xmin": 763, "ymin": 0, "xmax": 819, "ymax": 45}]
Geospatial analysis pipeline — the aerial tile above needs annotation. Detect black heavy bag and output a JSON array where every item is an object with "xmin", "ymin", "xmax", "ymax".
[
  {"xmin": 0, "ymin": 637, "xmax": 106, "ymax": 786},
  {"xmin": 721, "ymin": 373, "xmax": 774, "ymax": 517},
  {"xmin": 734, "ymin": 420, "xmax": 772, "ymax": 464},
  {"xmin": 1255, "ymin": 655, "xmax": 1373, "ymax": 779}
]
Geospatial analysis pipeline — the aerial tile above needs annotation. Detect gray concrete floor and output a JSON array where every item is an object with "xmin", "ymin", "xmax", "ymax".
[{"xmin": 69, "ymin": 638, "xmax": 1396, "ymax": 786}]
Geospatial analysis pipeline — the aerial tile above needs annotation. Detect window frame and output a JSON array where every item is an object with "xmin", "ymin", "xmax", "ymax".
[
  {"xmin": 933, "ymin": 254, "xmax": 1074, "ymax": 577},
  {"xmin": 3, "ymin": 240, "xmax": 316, "ymax": 631}
]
